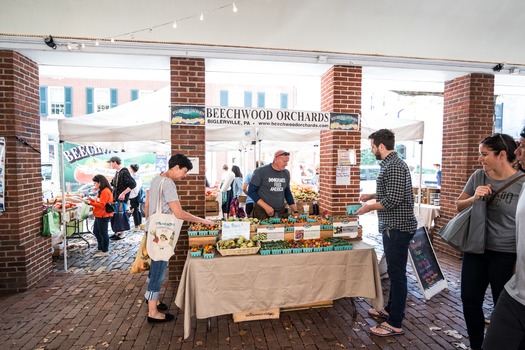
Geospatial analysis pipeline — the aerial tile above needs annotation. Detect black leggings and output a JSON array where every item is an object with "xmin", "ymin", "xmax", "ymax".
[{"xmin": 129, "ymin": 197, "xmax": 142, "ymax": 227}]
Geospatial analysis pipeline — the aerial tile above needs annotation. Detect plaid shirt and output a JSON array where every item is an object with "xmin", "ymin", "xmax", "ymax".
[{"xmin": 376, "ymin": 152, "xmax": 417, "ymax": 233}]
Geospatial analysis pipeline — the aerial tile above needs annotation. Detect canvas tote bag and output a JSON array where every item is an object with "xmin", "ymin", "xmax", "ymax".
[
  {"xmin": 146, "ymin": 178, "xmax": 183, "ymax": 261},
  {"xmin": 440, "ymin": 172, "xmax": 525, "ymax": 254}
]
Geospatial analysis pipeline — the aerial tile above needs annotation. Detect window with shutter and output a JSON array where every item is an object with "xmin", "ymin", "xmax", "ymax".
[
  {"xmin": 39, "ymin": 86, "xmax": 48, "ymax": 116},
  {"xmin": 257, "ymin": 92, "xmax": 265, "ymax": 108},
  {"xmin": 86, "ymin": 87, "xmax": 94, "ymax": 114},
  {"xmin": 244, "ymin": 91, "xmax": 252, "ymax": 107}
]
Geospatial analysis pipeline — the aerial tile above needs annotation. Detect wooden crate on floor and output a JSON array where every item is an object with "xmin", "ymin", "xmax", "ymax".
[
  {"xmin": 281, "ymin": 300, "xmax": 333, "ymax": 312},
  {"xmin": 232, "ymin": 308, "xmax": 280, "ymax": 323}
]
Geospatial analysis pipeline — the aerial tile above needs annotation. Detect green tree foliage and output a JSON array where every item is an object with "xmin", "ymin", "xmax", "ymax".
[{"xmin": 361, "ymin": 148, "xmax": 379, "ymax": 165}]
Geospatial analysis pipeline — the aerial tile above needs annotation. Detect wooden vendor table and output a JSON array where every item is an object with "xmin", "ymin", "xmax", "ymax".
[{"xmin": 175, "ymin": 240, "xmax": 383, "ymax": 339}]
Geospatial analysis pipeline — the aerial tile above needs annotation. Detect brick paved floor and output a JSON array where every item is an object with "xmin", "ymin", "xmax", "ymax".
[{"xmin": 0, "ymin": 214, "xmax": 494, "ymax": 349}]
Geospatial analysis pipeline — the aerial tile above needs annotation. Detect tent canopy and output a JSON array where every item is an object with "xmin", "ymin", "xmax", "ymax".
[{"xmin": 58, "ymin": 87, "xmax": 425, "ymax": 152}]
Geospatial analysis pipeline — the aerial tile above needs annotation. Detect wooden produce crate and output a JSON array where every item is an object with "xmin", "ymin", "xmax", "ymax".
[
  {"xmin": 233, "ymin": 308, "xmax": 280, "ymax": 323},
  {"xmin": 281, "ymin": 300, "xmax": 333, "ymax": 312},
  {"xmin": 205, "ymin": 201, "xmax": 219, "ymax": 216},
  {"xmin": 188, "ymin": 235, "xmax": 217, "ymax": 247},
  {"xmin": 295, "ymin": 200, "xmax": 314, "ymax": 214}
]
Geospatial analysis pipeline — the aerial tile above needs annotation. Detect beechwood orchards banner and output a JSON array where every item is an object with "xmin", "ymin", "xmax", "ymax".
[{"xmin": 171, "ymin": 106, "xmax": 360, "ymax": 131}]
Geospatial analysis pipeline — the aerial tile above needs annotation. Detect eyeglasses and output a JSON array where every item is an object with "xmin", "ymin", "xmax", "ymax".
[
  {"xmin": 276, "ymin": 152, "xmax": 290, "ymax": 157},
  {"xmin": 521, "ymin": 127, "xmax": 525, "ymax": 138}
]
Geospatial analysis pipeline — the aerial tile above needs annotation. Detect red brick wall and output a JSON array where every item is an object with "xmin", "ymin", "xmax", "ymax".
[
  {"xmin": 319, "ymin": 66, "xmax": 362, "ymax": 215},
  {"xmin": 168, "ymin": 57, "xmax": 206, "ymax": 282},
  {"xmin": 433, "ymin": 73, "xmax": 495, "ymax": 257},
  {"xmin": 0, "ymin": 51, "xmax": 52, "ymax": 294}
]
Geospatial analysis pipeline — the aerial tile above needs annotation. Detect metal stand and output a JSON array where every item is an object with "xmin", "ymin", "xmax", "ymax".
[
  {"xmin": 350, "ymin": 297, "xmax": 358, "ymax": 319},
  {"xmin": 66, "ymin": 217, "xmax": 93, "ymax": 248}
]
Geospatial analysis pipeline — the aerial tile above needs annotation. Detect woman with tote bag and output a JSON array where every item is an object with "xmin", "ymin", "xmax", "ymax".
[
  {"xmin": 143, "ymin": 154, "xmax": 214, "ymax": 323},
  {"xmin": 455, "ymin": 133, "xmax": 525, "ymax": 350}
]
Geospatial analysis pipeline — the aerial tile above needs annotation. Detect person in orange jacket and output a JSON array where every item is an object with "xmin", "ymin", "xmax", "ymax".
[{"xmin": 86, "ymin": 174, "xmax": 114, "ymax": 257}]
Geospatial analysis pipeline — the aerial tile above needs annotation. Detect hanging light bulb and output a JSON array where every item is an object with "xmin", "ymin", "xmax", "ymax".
[
  {"xmin": 95, "ymin": 39, "xmax": 99, "ymax": 46},
  {"xmin": 149, "ymin": 27, "xmax": 153, "ymax": 33},
  {"xmin": 81, "ymin": 43, "xmax": 85, "ymax": 49},
  {"xmin": 232, "ymin": 3, "xmax": 238, "ymax": 13},
  {"xmin": 110, "ymin": 37, "xmax": 115, "ymax": 43},
  {"xmin": 172, "ymin": 20, "xmax": 178, "ymax": 29},
  {"xmin": 131, "ymin": 33, "xmax": 135, "ymax": 39},
  {"xmin": 199, "ymin": 11, "xmax": 204, "ymax": 21}
]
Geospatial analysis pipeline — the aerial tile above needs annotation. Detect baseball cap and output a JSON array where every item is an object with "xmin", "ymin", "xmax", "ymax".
[{"xmin": 107, "ymin": 156, "xmax": 121, "ymax": 163}]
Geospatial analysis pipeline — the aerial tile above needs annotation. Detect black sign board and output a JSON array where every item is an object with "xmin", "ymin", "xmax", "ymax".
[{"xmin": 408, "ymin": 227, "xmax": 448, "ymax": 300}]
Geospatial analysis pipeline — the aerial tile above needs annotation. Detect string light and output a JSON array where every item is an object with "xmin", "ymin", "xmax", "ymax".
[{"xmin": 89, "ymin": 0, "xmax": 248, "ymax": 45}]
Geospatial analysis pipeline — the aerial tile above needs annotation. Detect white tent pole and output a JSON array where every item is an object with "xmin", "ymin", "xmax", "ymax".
[
  {"xmin": 256, "ymin": 127, "xmax": 261, "ymax": 165},
  {"xmin": 417, "ymin": 140, "xmax": 423, "ymax": 211},
  {"xmin": 59, "ymin": 141, "xmax": 68, "ymax": 272}
]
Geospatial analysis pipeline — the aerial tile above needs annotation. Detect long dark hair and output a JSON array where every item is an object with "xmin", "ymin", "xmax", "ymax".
[
  {"xmin": 92, "ymin": 174, "xmax": 112, "ymax": 196},
  {"xmin": 232, "ymin": 165, "xmax": 243, "ymax": 178}
]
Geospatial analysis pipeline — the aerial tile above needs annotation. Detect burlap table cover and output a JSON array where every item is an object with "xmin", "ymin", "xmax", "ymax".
[{"xmin": 175, "ymin": 241, "xmax": 383, "ymax": 339}]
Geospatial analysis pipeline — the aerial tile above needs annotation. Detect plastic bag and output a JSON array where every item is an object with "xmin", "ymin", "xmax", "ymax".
[
  {"xmin": 43, "ymin": 210, "xmax": 60, "ymax": 236},
  {"xmin": 131, "ymin": 233, "xmax": 151, "ymax": 274},
  {"xmin": 79, "ymin": 202, "xmax": 91, "ymax": 220}
]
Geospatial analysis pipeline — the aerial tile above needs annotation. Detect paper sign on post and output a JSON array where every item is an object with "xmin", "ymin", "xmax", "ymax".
[
  {"xmin": 221, "ymin": 221, "xmax": 250, "ymax": 241},
  {"xmin": 257, "ymin": 224, "xmax": 285, "ymax": 241}
]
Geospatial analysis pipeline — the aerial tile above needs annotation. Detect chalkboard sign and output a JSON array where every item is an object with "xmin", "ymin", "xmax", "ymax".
[{"xmin": 408, "ymin": 227, "xmax": 448, "ymax": 300}]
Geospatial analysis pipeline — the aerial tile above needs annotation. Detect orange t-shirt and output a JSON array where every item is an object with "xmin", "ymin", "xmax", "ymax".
[{"xmin": 89, "ymin": 187, "xmax": 114, "ymax": 218}]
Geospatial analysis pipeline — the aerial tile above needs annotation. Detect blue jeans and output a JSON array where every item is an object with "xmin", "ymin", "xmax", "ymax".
[
  {"xmin": 93, "ymin": 217, "xmax": 110, "ymax": 252},
  {"xmin": 382, "ymin": 228, "xmax": 414, "ymax": 328},
  {"xmin": 144, "ymin": 259, "xmax": 168, "ymax": 301},
  {"xmin": 461, "ymin": 250, "xmax": 517, "ymax": 350},
  {"xmin": 483, "ymin": 289, "xmax": 525, "ymax": 350}
]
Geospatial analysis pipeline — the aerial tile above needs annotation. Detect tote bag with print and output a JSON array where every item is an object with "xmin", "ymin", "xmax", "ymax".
[{"xmin": 146, "ymin": 178, "xmax": 183, "ymax": 261}]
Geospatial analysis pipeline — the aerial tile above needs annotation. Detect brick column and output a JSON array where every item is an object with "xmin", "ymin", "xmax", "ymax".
[
  {"xmin": 434, "ymin": 73, "xmax": 495, "ymax": 257},
  {"xmin": 319, "ymin": 66, "xmax": 362, "ymax": 215},
  {"xmin": 168, "ymin": 57, "xmax": 206, "ymax": 282},
  {"xmin": 0, "ymin": 51, "xmax": 52, "ymax": 294}
]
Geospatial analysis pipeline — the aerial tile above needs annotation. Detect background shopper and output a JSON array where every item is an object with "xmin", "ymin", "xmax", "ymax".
[{"xmin": 86, "ymin": 174, "xmax": 114, "ymax": 257}]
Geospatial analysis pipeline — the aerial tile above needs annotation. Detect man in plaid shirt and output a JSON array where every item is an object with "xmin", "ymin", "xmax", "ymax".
[{"xmin": 355, "ymin": 128, "xmax": 417, "ymax": 337}]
